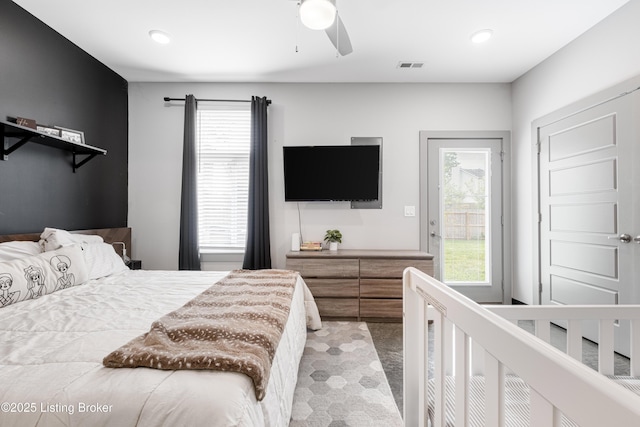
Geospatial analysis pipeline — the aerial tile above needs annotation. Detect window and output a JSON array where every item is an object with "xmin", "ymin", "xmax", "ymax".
[{"xmin": 197, "ymin": 104, "xmax": 251, "ymax": 252}]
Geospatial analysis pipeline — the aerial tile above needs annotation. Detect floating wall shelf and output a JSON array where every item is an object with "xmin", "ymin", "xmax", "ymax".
[{"xmin": 1, "ymin": 119, "xmax": 106, "ymax": 172}]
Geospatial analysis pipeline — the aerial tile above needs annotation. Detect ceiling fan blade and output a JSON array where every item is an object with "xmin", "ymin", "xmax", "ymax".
[{"xmin": 325, "ymin": 15, "xmax": 353, "ymax": 56}]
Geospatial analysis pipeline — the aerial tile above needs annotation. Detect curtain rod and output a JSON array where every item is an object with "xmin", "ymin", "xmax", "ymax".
[{"xmin": 163, "ymin": 96, "xmax": 271, "ymax": 105}]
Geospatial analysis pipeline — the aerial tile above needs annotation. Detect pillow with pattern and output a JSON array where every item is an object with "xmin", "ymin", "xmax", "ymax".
[{"xmin": 0, "ymin": 245, "xmax": 88, "ymax": 309}]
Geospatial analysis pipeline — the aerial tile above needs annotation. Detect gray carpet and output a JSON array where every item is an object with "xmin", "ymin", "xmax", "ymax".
[
  {"xmin": 290, "ymin": 321, "xmax": 403, "ymax": 426},
  {"xmin": 366, "ymin": 322, "xmax": 404, "ymax": 413}
]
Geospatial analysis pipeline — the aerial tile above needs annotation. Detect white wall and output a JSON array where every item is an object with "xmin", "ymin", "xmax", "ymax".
[
  {"xmin": 128, "ymin": 0, "xmax": 640, "ymax": 301},
  {"xmin": 511, "ymin": 0, "xmax": 640, "ymax": 303},
  {"xmin": 128, "ymin": 83, "xmax": 511, "ymax": 270}
]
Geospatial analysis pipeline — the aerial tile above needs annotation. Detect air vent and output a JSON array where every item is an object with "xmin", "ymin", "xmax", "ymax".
[{"xmin": 397, "ymin": 61, "xmax": 424, "ymax": 69}]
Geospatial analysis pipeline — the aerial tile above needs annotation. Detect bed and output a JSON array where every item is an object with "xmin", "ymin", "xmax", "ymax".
[
  {"xmin": 403, "ymin": 267, "xmax": 640, "ymax": 427},
  {"xmin": 0, "ymin": 227, "xmax": 321, "ymax": 427}
]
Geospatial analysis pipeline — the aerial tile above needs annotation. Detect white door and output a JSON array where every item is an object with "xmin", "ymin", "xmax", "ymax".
[
  {"xmin": 421, "ymin": 134, "xmax": 509, "ymax": 303},
  {"xmin": 538, "ymin": 90, "xmax": 640, "ymax": 356}
]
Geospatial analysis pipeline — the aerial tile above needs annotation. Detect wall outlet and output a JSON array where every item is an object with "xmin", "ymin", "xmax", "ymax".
[{"xmin": 404, "ymin": 205, "xmax": 416, "ymax": 217}]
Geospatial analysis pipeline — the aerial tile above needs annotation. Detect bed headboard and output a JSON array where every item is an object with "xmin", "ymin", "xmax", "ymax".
[{"xmin": 0, "ymin": 227, "xmax": 132, "ymax": 257}]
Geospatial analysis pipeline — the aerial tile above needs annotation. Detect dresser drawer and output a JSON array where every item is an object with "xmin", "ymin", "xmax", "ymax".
[
  {"xmin": 360, "ymin": 298, "xmax": 403, "ymax": 319},
  {"xmin": 286, "ymin": 258, "xmax": 359, "ymax": 278},
  {"xmin": 359, "ymin": 278, "xmax": 402, "ymax": 298},
  {"xmin": 360, "ymin": 258, "xmax": 433, "ymax": 278},
  {"xmin": 315, "ymin": 298, "xmax": 359, "ymax": 318},
  {"xmin": 304, "ymin": 278, "xmax": 359, "ymax": 298}
]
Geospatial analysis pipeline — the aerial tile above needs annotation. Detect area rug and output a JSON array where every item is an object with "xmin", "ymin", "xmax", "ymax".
[{"xmin": 290, "ymin": 321, "xmax": 403, "ymax": 426}]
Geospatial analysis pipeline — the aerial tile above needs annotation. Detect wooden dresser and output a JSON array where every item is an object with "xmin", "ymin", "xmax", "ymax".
[{"xmin": 286, "ymin": 249, "xmax": 434, "ymax": 322}]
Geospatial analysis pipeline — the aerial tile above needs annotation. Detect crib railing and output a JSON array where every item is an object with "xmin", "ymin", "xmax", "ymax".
[
  {"xmin": 488, "ymin": 305, "xmax": 640, "ymax": 377},
  {"xmin": 403, "ymin": 267, "xmax": 640, "ymax": 427}
]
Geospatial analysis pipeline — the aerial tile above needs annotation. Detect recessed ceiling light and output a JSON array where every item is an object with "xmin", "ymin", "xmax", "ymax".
[
  {"xmin": 149, "ymin": 30, "xmax": 171, "ymax": 44},
  {"xmin": 471, "ymin": 29, "xmax": 493, "ymax": 44}
]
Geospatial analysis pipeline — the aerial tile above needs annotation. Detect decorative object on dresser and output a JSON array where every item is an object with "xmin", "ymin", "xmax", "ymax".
[
  {"xmin": 300, "ymin": 241, "xmax": 322, "ymax": 251},
  {"xmin": 291, "ymin": 233, "xmax": 301, "ymax": 251},
  {"xmin": 286, "ymin": 249, "xmax": 433, "ymax": 321},
  {"xmin": 323, "ymin": 229, "xmax": 342, "ymax": 251}
]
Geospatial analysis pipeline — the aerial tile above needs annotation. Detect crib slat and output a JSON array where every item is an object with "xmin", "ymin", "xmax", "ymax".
[
  {"xmin": 434, "ymin": 311, "xmax": 446, "ymax": 426},
  {"xmin": 484, "ymin": 353, "xmax": 504, "ymax": 427},
  {"xmin": 455, "ymin": 326, "xmax": 470, "ymax": 427},
  {"xmin": 420, "ymin": 301, "xmax": 428, "ymax": 427},
  {"xmin": 598, "ymin": 319, "xmax": 615, "ymax": 375},
  {"xmin": 402, "ymin": 280, "xmax": 428, "ymax": 427},
  {"xmin": 445, "ymin": 318, "xmax": 454, "ymax": 376},
  {"xmin": 535, "ymin": 319, "xmax": 551, "ymax": 343},
  {"xmin": 471, "ymin": 340, "xmax": 485, "ymax": 375},
  {"xmin": 566, "ymin": 319, "xmax": 583, "ymax": 362},
  {"xmin": 530, "ymin": 389, "xmax": 562, "ymax": 427}
]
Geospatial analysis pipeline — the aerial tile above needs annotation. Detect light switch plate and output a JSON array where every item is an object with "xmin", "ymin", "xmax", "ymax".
[{"xmin": 404, "ymin": 205, "xmax": 416, "ymax": 217}]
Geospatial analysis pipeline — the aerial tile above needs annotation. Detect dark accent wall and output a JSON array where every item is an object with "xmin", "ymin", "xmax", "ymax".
[{"xmin": 0, "ymin": 0, "xmax": 128, "ymax": 234}]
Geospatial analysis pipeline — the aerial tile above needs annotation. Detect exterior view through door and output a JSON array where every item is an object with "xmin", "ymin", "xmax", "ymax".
[{"xmin": 420, "ymin": 131, "xmax": 511, "ymax": 304}]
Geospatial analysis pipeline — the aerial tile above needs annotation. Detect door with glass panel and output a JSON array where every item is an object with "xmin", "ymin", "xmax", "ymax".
[{"xmin": 422, "ymin": 136, "xmax": 507, "ymax": 303}]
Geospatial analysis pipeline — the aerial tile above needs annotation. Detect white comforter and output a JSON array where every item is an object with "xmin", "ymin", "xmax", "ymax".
[{"xmin": 0, "ymin": 270, "xmax": 318, "ymax": 427}]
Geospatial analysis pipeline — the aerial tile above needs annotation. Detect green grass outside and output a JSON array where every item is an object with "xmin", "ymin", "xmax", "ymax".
[{"xmin": 443, "ymin": 239, "xmax": 486, "ymax": 282}]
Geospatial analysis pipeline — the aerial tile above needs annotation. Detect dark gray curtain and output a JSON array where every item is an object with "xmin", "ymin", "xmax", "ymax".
[
  {"xmin": 178, "ymin": 94, "xmax": 201, "ymax": 270},
  {"xmin": 243, "ymin": 96, "xmax": 271, "ymax": 270}
]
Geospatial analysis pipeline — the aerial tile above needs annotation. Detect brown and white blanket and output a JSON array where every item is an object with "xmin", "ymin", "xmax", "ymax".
[{"xmin": 103, "ymin": 269, "xmax": 299, "ymax": 401}]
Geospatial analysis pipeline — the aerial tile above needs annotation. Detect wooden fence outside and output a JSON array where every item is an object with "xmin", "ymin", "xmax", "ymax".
[{"xmin": 444, "ymin": 210, "xmax": 485, "ymax": 240}]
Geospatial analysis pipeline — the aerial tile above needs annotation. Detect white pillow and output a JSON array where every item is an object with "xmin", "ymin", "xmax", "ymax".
[
  {"xmin": 0, "ymin": 245, "xmax": 88, "ymax": 309},
  {"xmin": 39, "ymin": 228, "xmax": 104, "ymax": 251},
  {"xmin": 0, "ymin": 241, "xmax": 43, "ymax": 262},
  {"xmin": 81, "ymin": 242, "xmax": 129, "ymax": 280}
]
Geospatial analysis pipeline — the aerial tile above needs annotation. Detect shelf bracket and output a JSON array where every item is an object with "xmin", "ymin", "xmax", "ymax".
[
  {"xmin": 72, "ymin": 152, "xmax": 99, "ymax": 173},
  {"xmin": 2, "ymin": 135, "xmax": 33, "ymax": 160},
  {"xmin": 2, "ymin": 120, "xmax": 106, "ymax": 171}
]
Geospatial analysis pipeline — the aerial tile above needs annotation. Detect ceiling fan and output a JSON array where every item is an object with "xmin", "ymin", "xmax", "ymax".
[{"xmin": 295, "ymin": 0, "xmax": 353, "ymax": 56}]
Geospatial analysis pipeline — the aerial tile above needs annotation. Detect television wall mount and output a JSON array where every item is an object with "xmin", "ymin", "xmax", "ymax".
[{"xmin": 351, "ymin": 136, "xmax": 382, "ymax": 209}]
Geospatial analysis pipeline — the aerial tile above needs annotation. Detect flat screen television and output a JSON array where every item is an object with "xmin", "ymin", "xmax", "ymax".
[{"xmin": 283, "ymin": 145, "xmax": 380, "ymax": 202}]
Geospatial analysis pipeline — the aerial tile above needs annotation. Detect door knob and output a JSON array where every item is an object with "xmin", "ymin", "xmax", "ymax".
[
  {"xmin": 634, "ymin": 235, "xmax": 640, "ymax": 244},
  {"xmin": 608, "ymin": 234, "xmax": 632, "ymax": 243}
]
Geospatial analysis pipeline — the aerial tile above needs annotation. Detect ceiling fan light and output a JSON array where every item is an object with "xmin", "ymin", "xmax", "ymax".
[
  {"xmin": 300, "ymin": 0, "xmax": 337, "ymax": 30},
  {"xmin": 149, "ymin": 30, "xmax": 171, "ymax": 44},
  {"xmin": 471, "ymin": 29, "xmax": 493, "ymax": 44}
]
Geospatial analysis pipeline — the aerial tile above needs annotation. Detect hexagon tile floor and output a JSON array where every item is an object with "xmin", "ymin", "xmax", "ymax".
[{"xmin": 289, "ymin": 321, "xmax": 403, "ymax": 426}]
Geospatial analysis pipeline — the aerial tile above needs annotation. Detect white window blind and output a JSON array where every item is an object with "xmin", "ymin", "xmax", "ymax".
[{"xmin": 197, "ymin": 104, "xmax": 251, "ymax": 252}]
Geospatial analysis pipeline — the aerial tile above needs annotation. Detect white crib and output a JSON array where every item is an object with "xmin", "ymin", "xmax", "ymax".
[{"xmin": 403, "ymin": 267, "xmax": 640, "ymax": 427}]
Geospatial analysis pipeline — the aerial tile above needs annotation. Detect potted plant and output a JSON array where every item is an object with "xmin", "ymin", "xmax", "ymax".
[{"xmin": 324, "ymin": 229, "xmax": 342, "ymax": 251}]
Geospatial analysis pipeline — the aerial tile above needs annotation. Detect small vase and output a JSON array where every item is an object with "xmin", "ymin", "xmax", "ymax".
[{"xmin": 329, "ymin": 241, "xmax": 338, "ymax": 251}]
